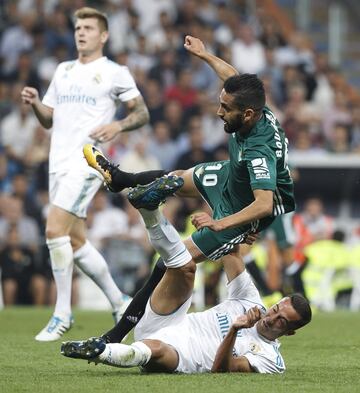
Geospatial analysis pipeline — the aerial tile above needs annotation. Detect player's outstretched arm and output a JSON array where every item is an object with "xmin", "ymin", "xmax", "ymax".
[
  {"xmin": 211, "ymin": 307, "xmax": 261, "ymax": 373},
  {"xmin": 90, "ymin": 95, "xmax": 150, "ymax": 142},
  {"xmin": 21, "ymin": 86, "xmax": 53, "ymax": 129},
  {"xmin": 184, "ymin": 35, "xmax": 239, "ymax": 82},
  {"xmin": 191, "ymin": 189, "xmax": 273, "ymax": 232}
]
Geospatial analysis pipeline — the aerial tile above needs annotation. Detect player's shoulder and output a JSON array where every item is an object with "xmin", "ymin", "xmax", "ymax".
[
  {"xmin": 57, "ymin": 60, "xmax": 77, "ymax": 72},
  {"xmin": 247, "ymin": 106, "xmax": 281, "ymax": 146},
  {"xmin": 103, "ymin": 58, "xmax": 131, "ymax": 73}
]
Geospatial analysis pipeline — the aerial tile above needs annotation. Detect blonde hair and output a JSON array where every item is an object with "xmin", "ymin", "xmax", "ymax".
[{"xmin": 74, "ymin": 7, "xmax": 108, "ymax": 32}]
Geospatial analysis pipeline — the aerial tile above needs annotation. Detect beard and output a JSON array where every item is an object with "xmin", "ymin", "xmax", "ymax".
[{"xmin": 223, "ymin": 113, "xmax": 244, "ymax": 134}]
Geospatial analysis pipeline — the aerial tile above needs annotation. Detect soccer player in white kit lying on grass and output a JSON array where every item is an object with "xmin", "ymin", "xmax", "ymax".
[
  {"xmin": 20, "ymin": 7, "xmax": 151, "ymax": 341},
  {"xmin": 61, "ymin": 177, "xmax": 312, "ymax": 374}
]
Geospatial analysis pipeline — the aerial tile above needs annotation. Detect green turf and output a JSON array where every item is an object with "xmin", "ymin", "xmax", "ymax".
[{"xmin": 0, "ymin": 307, "xmax": 359, "ymax": 393}]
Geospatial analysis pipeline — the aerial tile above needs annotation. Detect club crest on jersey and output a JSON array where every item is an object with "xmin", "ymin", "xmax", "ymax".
[
  {"xmin": 251, "ymin": 158, "xmax": 270, "ymax": 179},
  {"xmin": 65, "ymin": 62, "xmax": 75, "ymax": 71},
  {"xmin": 250, "ymin": 343, "xmax": 261, "ymax": 353},
  {"xmin": 93, "ymin": 74, "xmax": 102, "ymax": 84}
]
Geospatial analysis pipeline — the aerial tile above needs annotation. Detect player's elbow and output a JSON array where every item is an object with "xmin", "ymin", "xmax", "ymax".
[{"xmin": 262, "ymin": 201, "xmax": 273, "ymax": 217}]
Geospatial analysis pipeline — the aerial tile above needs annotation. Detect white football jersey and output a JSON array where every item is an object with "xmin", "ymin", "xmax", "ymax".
[
  {"xmin": 43, "ymin": 56, "xmax": 140, "ymax": 173},
  {"xmin": 138, "ymin": 271, "xmax": 286, "ymax": 374}
]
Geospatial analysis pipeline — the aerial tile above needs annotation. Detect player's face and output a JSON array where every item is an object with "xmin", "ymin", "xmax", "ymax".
[
  {"xmin": 217, "ymin": 89, "xmax": 244, "ymax": 134},
  {"xmin": 74, "ymin": 18, "xmax": 108, "ymax": 56},
  {"xmin": 257, "ymin": 298, "xmax": 301, "ymax": 340}
]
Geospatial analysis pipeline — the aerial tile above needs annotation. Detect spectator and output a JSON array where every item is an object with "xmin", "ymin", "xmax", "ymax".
[
  {"xmin": 231, "ymin": 24, "xmax": 267, "ymax": 74},
  {"xmin": 120, "ymin": 132, "xmax": 161, "ymax": 173},
  {"xmin": 87, "ymin": 189, "xmax": 128, "ymax": 250},
  {"xmin": 326, "ymin": 123, "xmax": 351, "ymax": 154},
  {"xmin": 164, "ymin": 68, "xmax": 199, "ymax": 111},
  {"xmin": 293, "ymin": 197, "xmax": 334, "ymax": 264},
  {"xmin": 7, "ymin": 50, "xmax": 41, "ymax": 92},
  {"xmin": 0, "ymin": 225, "xmax": 39, "ymax": 305},
  {"xmin": 0, "ymin": 11, "xmax": 36, "ymax": 74},
  {"xmin": 0, "ymin": 86, "xmax": 38, "ymax": 170},
  {"xmin": 148, "ymin": 49, "xmax": 180, "ymax": 89},
  {"xmin": 0, "ymin": 195, "xmax": 40, "ymax": 253},
  {"xmin": 148, "ymin": 121, "xmax": 179, "ymax": 171},
  {"xmin": 43, "ymin": 6, "xmax": 75, "ymax": 57},
  {"xmin": 174, "ymin": 116, "xmax": 215, "ymax": 170}
]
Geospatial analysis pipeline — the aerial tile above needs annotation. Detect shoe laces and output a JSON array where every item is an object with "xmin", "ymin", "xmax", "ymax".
[{"xmin": 96, "ymin": 155, "xmax": 117, "ymax": 174}]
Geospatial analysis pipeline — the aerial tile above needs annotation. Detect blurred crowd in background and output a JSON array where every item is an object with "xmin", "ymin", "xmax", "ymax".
[{"xmin": 0, "ymin": 0, "xmax": 359, "ymax": 311}]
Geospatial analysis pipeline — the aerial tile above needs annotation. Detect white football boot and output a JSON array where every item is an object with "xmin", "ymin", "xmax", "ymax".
[{"xmin": 35, "ymin": 315, "xmax": 74, "ymax": 342}]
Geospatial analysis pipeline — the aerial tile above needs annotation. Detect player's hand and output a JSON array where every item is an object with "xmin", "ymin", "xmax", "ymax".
[
  {"xmin": 90, "ymin": 122, "xmax": 120, "ymax": 143},
  {"xmin": 191, "ymin": 212, "xmax": 224, "ymax": 232},
  {"xmin": 184, "ymin": 35, "xmax": 207, "ymax": 58},
  {"xmin": 232, "ymin": 307, "xmax": 262, "ymax": 330},
  {"xmin": 242, "ymin": 232, "xmax": 259, "ymax": 245},
  {"xmin": 21, "ymin": 86, "xmax": 40, "ymax": 105}
]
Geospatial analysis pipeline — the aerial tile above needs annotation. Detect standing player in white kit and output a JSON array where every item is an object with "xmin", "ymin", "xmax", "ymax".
[{"xmin": 21, "ymin": 7, "xmax": 150, "ymax": 341}]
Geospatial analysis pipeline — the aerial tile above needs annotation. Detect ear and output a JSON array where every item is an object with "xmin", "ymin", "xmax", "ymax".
[
  {"xmin": 101, "ymin": 31, "xmax": 109, "ymax": 45},
  {"xmin": 244, "ymin": 108, "xmax": 255, "ymax": 122},
  {"xmin": 285, "ymin": 330, "xmax": 296, "ymax": 336}
]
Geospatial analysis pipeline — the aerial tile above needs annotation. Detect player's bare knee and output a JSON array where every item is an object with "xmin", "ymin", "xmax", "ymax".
[
  {"xmin": 70, "ymin": 236, "xmax": 86, "ymax": 251},
  {"xmin": 45, "ymin": 225, "xmax": 64, "ymax": 239},
  {"xmin": 170, "ymin": 169, "xmax": 185, "ymax": 177},
  {"xmin": 143, "ymin": 339, "xmax": 164, "ymax": 359}
]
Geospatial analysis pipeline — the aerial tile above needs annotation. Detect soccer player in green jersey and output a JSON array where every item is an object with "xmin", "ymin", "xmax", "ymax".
[{"xmin": 72, "ymin": 35, "xmax": 296, "ymax": 345}]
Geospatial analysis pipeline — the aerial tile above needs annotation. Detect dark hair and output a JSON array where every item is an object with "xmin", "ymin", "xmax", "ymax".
[
  {"xmin": 223, "ymin": 74, "xmax": 265, "ymax": 111},
  {"xmin": 288, "ymin": 293, "xmax": 312, "ymax": 330}
]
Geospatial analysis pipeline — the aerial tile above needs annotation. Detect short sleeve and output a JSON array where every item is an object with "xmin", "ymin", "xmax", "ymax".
[
  {"xmin": 227, "ymin": 271, "xmax": 263, "ymax": 305},
  {"xmin": 42, "ymin": 65, "xmax": 60, "ymax": 109},
  {"xmin": 110, "ymin": 66, "xmax": 141, "ymax": 102},
  {"xmin": 243, "ymin": 351, "xmax": 286, "ymax": 374},
  {"xmin": 245, "ymin": 145, "xmax": 277, "ymax": 191}
]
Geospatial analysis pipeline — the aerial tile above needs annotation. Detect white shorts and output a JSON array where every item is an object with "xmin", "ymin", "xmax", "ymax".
[
  {"xmin": 134, "ymin": 297, "xmax": 196, "ymax": 373},
  {"xmin": 49, "ymin": 170, "xmax": 103, "ymax": 218},
  {"xmin": 134, "ymin": 271, "xmax": 266, "ymax": 374}
]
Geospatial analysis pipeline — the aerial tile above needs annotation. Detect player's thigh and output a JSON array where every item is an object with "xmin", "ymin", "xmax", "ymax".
[
  {"xmin": 191, "ymin": 224, "xmax": 251, "ymax": 261},
  {"xmin": 191, "ymin": 161, "xmax": 229, "ymax": 211},
  {"xmin": 171, "ymin": 167, "xmax": 201, "ymax": 198},
  {"xmin": 220, "ymin": 245, "xmax": 246, "ymax": 282},
  {"xmin": 49, "ymin": 171, "xmax": 102, "ymax": 220},
  {"xmin": 46, "ymin": 204, "xmax": 78, "ymax": 238},
  {"xmin": 143, "ymin": 339, "xmax": 179, "ymax": 372},
  {"xmin": 150, "ymin": 259, "xmax": 196, "ymax": 315}
]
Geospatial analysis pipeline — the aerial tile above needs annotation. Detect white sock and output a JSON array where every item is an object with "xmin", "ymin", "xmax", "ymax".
[
  {"xmin": 74, "ymin": 240, "xmax": 123, "ymax": 310},
  {"xmin": 46, "ymin": 236, "xmax": 73, "ymax": 319},
  {"xmin": 139, "ymin": 208, "xmax": 192, "ymax": 268},
  {"xmin": 98, "ymin": 341, "xmax": 151, "ymax": 368}
]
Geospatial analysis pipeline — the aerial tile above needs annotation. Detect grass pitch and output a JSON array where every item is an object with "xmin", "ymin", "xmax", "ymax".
[{"xmin": 0, "ymin": 307, "xmax": 359, "ymax": 393}]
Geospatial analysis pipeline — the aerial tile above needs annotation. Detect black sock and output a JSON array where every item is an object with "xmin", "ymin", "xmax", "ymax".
[
  {"xmin": 284, "ymin": 261, "xmax": 307, "ymax": 297},
  {"xmin": 102, "ymin": 257, "xmax": 166, "ymax": 343},
  {"xmin": 245, "ymin": 259, "xmax": 273, "ymax": 296},
  {"xmin": 111, "ymin": 169, "xmax": 168, "ymax": 192}
]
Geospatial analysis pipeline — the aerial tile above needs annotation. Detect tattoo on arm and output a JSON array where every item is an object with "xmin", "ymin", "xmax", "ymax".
[{"xmin": 119, "ymin": 96, "xmax": 150, "ymax": 132}]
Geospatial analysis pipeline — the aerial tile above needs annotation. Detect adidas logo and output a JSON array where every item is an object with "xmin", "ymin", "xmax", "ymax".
[{"xmin": 126, "ymin": 315, "xmax": 138, "ymax": 324}]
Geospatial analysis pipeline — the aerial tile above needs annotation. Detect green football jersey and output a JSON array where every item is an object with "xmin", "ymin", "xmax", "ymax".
[{"xmin": 225, "ymin": 105, "xmax": 295, "ymax": 216}]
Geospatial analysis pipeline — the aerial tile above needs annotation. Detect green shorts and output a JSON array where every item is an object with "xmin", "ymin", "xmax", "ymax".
[
  {"xmin": 263, "ymin": 212, "xmax": 296, "ymax": 249},
  {"xmin": 191, "ymin": 161, "xmax": 274, "ymax": 260}
]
